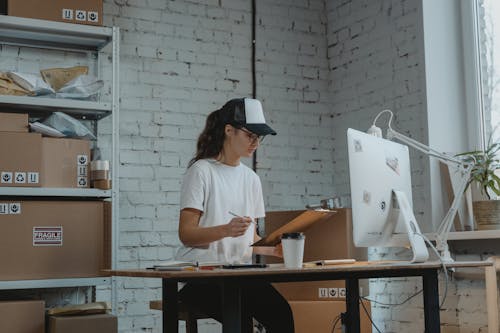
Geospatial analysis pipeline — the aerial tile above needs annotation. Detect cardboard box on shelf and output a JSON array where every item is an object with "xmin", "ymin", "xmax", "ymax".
[
  {"xmin": 289, "ymin": 300, "xmax": 372, "ymax": 333},
  {"xmin": 0, "ymin": 200, "xmax": 110, "ymax": 280},
  {"xmin": 7, "ymin": 0, "xmax": 103, "ymax": 26},
  {"xmin": 41, "ymin": 137, "xmax": 90, "ymax": 188},
  {"xmin": 0, "ymin": 112, "xmax": 28, "ymax": 132},
  {"xmin": 264, "ymin": 209, "xmax": 369, "ymax": 299},
  {"xmin": 48, "ymin": 314, "xmax": 117, "ymax": 333},
  {"xmin": 0, "ymin": 300, "xmax": 45, "ymax": 333},
  {"xmin": 0, "ymin": 132, "xmax": 41, "ymax": 187}
]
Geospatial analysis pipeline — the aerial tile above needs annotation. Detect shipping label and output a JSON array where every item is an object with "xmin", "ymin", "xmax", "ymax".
[
  {"xmin": 33, "ymin": 226, "xmax": 63, "ymax": 246},
  {"xmin": 62, "ymin": 8, "xmax": 73, "ymax": 20},
  {"xmin": 14, "ymin": 172, "xmax": 26, "ymax": 183},
  {"xmin": 0, "ymin": 203, "xmax": 21, "ymax": 214},
  {"xmin": 77, "ymin": 155, "xmax": 88, "ymax": 166},
  {"xmin": 28, "ymin": 172, "xmax": 39, "ymax": 184},
  {"xmin": 9, "ymin": 203, "xmax": 21, "ymax": 214},
  {"xmin": 1, "ymin": 172, "xmax": 12, "ymax": 183}
]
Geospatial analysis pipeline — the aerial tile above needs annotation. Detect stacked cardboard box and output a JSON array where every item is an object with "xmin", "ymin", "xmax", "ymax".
[
  {"xmin": 41, "ymin": 137, "xmax": 90, "ymax": 188},
  {"xmin": 290, "ymin": 299, "xmax": 372, "ymax": 333},
  {"xmin": 48, "ymin": 314, "xmax": 117, "ymax": 333},
  {"xmin": 0, "ymin": 113, "xmax": 41, "ymax": 187},
  {"xmin": 0, "ymin": 300, "xmax": 45, "ymax": 333},
  {"xmin": 0, "ymin": 200, "xmax": 111, "ymax": 280},
  {"xmin": 5, "ymin": 0, "xmax": 103, "ymax": 26}
]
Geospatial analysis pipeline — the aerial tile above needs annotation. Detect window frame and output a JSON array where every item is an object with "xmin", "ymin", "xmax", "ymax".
[{"xmin": 462, "ymin": 0, "xmax": 488, "ymax": 150}]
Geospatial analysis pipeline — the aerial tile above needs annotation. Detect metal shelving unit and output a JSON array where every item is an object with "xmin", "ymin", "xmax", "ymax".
[
  {"xmin": 0, "ymin": 14, "xmax": 119, "ymax": 291},
  {"xmin": 0, "ymin": 187, "xmax": 111, "ymax": 197},
  {"xmin": 0, "ymin": 277, "xmax": 111, "ymax": 290}
]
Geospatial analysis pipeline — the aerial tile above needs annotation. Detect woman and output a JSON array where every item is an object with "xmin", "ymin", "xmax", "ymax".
[{"xmin": 175, "ymin": 98, "xmax": 294, "ymax": 332}]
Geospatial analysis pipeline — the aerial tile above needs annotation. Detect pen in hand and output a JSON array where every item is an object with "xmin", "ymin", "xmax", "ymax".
[{"xmin": 228, "ymin": 211, "xmax": 257, "ymax": 225}]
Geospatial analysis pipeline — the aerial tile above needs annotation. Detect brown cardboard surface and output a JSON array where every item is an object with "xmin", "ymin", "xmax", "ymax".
[
  {"xmin": 253, "ymin": 210, "xmax": 335, "ymax": 246},
  {"xmin": 48, "ymin": 314, "xmax": 117, "ymax": 333},
  {"xmin": 0, "ymin": 201, "xmax": 110, "ymax": 280},
  {"xmin": 0, "ymin": 112, "xmax": 28, "ymax": 132},
  {"xmin": 41, "ymin": 137, "xmax": 90, "ymax": 188},
  {"xmin": 263, "ymin": 209, "xmax": 366, "ymax": 263},
  {"xmin": 0, "ymin": 300, "xmax": 45, "ymax": 333},
  {"xmin": 289, "ymin": 300, "xmax": 372, "ymax": 333},
  {"xmin": 265, "ymin": 209, "xmax": 369, "ymax": 299},
  {"xmin": 273, "ymin": 279, "xmax": 368, "ymax": 301},
  {"xmin": 7, "ymin": 0, "xmax": 103, "ymax": 26},
  {"xmin": 0, "ymin": 132, "xmax": 41, "ymax": 187}
]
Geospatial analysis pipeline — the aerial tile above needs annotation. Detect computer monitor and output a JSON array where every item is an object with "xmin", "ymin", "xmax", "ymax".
[{"xmin": 347, "ymin": 128, "xmax": 429, "ymax": 263}]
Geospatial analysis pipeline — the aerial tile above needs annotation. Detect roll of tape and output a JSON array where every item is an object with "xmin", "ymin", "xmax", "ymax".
[{"xmin": 90, "ymin": 160, "xmax": 110, "ymax": 171}]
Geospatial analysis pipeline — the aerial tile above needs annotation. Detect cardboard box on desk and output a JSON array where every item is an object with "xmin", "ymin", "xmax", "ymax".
[
  {"xmin": 41, "ymin": 137, "xmax": 90, "ymax": 188},
  {"xmin": 48, "ymin": 314, "xmax": 117, "ymax": 333},
  {"xmin": 263, "ymin": 209, "xmax": 369, "ymax": 299},
  {"xmin": 0, "ymin": 112, "xmax": 28, "ymax": 132},
  {"xmin": 0, "ymin": 132, "xmax": 41, "ymax": 187},
  {"xmin": 0, "ymin": 200, "xmax": 110, "ymax": 280},
  {"xmin": 0, "ymin": 300, "xmax": 45, "ymax": 333},
  {"xmin": 6, "ymin": 0, "xmax": 103, "ymax": 26},
  {"xmin": 263, "ymin": 209, "xmax": 366, "ymax": 263},
  {"xmin": 289, "ymin": 300, "xmax": 372, "ymax": 333}
]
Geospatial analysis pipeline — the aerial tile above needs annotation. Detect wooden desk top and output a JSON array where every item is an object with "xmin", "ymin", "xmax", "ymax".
[{"xmin": 103, "ymin": 260, "xmax": 492, "ymax": 279}]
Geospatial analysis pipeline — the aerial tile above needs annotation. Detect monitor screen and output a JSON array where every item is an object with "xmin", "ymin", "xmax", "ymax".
[{"xmin": 347, "ymin": 128, "xmax": 413, "ymax": 248}]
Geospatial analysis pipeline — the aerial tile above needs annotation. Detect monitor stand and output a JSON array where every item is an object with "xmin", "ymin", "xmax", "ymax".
[{"xmin": 393, "ymin": 190, "xmax": 429, "ymax": 263}]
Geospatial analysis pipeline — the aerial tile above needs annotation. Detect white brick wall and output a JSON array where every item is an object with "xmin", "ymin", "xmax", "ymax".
[
  {"xmin": 103, "ymin": 0, "xmax": 334, "ymax": 331},
  {"xmin": 1, "ymin": 0, "xmax": 496, "ymax": 332}
]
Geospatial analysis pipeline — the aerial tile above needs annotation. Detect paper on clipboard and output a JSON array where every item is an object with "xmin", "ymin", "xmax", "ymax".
[{"xmin": 252, "ymin": 210, "xmax": 336, "ymax": 247}]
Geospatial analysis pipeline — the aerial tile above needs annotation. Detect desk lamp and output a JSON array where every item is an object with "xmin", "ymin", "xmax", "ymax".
[{"xmin": 366, "ymin": 109, "xmax": 474, "ymax": 263}]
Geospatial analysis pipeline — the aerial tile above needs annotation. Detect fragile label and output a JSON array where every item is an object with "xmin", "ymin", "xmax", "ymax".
[{"xmin": 33, "ymin": 227, "xmax": 63, "ymax": 246}]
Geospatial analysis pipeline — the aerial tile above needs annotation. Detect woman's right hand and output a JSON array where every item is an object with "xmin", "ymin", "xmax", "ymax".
[{"xmin": 226, "ymin": 216, "xmax": 252, "ymax": 237}]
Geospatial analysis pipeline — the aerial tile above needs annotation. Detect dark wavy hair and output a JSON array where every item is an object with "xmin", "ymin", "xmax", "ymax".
[{"xmin": 188, "ymin": 99, "xmax": 247, "ymax": 168}]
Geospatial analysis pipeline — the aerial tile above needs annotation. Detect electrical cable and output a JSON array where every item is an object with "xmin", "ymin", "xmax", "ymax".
[
  {"xmin": 418, "ymin": 233, "xmax": 449, "ymax": 308},
  {"xmin": 362, "ymin": 235, "xmax": 450, "ymax": 310},
  {"xmin": 330, "ymin": 313, "xmax": 341, "ymax": 333},
  {"xmin": 251, "ymin": 0, "xmax": 257, "ymax": 172},
  {"xmin": 359, "ymin": 296, "xmax": 382, "ymax": 333}
]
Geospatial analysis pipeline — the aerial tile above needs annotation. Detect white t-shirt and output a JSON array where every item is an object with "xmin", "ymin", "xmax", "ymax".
[{"xmin": 175, "ymin": 159, "xmax": 265, "ymax": 264}]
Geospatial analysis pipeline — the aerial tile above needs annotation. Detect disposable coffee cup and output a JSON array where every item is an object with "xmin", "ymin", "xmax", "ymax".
[{"xmin": 281, "ymin": 232, "xmax": 305, "ymax": 268}]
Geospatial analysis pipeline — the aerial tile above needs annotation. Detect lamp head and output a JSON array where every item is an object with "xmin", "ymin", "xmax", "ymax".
[{"xmin": 367, "ymin": 124, "xmax": 383, "ymax": 138}]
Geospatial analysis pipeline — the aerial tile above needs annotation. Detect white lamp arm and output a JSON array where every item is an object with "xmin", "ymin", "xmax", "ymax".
[{"xmin": 371, "ymin": 109, "xmax": 474, "ymax": 261}]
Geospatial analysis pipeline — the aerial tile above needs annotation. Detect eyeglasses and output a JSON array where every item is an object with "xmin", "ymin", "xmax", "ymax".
[{"xmin": 238, "ymin": 127, "xmax": 266, "ymax": 144}]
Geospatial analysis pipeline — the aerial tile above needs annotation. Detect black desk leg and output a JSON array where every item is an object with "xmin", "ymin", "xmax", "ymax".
[
  {"xmin": 222, "ymin": 281, "xmax": 245, "ymax": 333},
  {"xmin": 163, "ymin": 279, "xmax": 179, "ymax": 333},
  {"xmin": 423, "ymin": 269, "xmax": 441, "ymax": 333},
  {"xmin": 346, "ymin": 278, "xmax": 361, "ymax": 333}
]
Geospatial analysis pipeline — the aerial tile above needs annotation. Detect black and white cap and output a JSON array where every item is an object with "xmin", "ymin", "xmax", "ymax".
[{"xmin": 223, "ymin": 98, "xmax": 277, "ymax": 136}]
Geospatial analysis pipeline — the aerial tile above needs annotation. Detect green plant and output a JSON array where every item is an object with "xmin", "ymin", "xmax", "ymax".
[{"xmin": 456, "ymin": 137, "xmax": 500, "ymax": 200}]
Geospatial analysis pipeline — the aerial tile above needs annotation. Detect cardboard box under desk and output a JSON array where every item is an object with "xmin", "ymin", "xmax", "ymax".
[
  {"xmin": 0, "ymin": 132, "xmax": 41, "ymax": 187},
  {"xmin": 0, "ymin": 200, "xmax": 110, "ymax": 280},
  {"xmin": 48, "ymin": 314, "xmax": 117, "ymax": 333},
  {"xmin": 0, "ymin": 300, "xmax": 45, "ymax": 333},
  {"xmin": 41, "ymin": 137, "xmax": 90, "ymax": 188},
  {"xmin": 264, "ymin": 209, "xmax": 368, "ymax": 299},
  {"xmin": 289, "ymin": 300, "xmax": 372, "ymax": 333},
  {"xmin": 6, "ymin": 0, "xmax": 103, "ymax": 26},
  {"xmin": 0, "ymin": 112, "xmax": 28, "ymax": 132}
]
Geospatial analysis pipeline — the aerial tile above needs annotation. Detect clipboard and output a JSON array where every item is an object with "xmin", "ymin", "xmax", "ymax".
[{"xmin": 252, "ymin": 210, "xmax": 336, "ymax": 246}]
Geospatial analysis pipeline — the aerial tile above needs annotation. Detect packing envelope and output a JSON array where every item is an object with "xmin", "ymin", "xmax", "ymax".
[{"xmin": 252, "ymin": 210, "xmax": 336, "ymax": 246}]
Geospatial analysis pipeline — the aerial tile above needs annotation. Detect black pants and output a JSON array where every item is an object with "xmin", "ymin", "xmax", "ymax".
[{"xmin": 179, "ymin": 281, "xmax": 294, "ymax": 332}]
